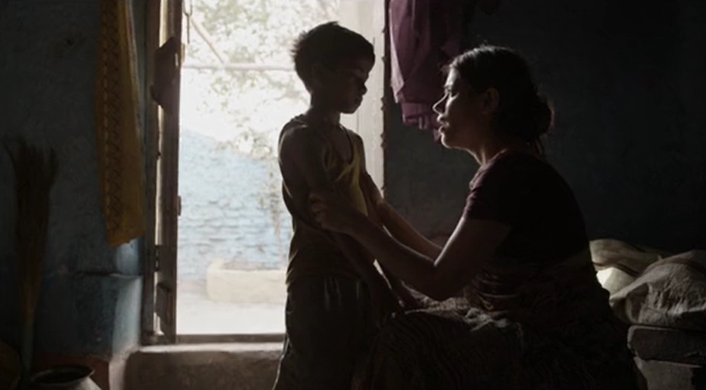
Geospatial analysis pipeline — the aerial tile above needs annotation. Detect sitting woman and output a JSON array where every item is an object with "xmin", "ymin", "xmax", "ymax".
[{"xmin": 310, "ymin": 45, "xmax": 640, "ymax": 389}]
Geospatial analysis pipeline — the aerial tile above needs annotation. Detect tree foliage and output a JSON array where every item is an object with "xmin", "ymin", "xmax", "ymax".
[
  {"xmin": 183, "ymin": 0, "xmax": 340, "ymax": 158},
  {"xmin": 181, "ymin": 0, "xmax": 341, "ymax": 265}
]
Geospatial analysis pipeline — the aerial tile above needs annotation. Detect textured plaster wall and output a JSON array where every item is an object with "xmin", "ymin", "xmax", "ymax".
[
  {"xmin": 385, "ymin": 0, "xmax": 706, "ymax": 253},
  {"xmin": 0, "ymin": 1, "xmax": 143, "ymax": 359}
]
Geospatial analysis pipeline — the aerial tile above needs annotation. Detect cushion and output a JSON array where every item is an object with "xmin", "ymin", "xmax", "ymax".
[
  {"xmin": 610, "ymin": 250, "xmax": 706, "ymax": 331},
  {"xmin": 629, "ymin": 325, "xmax": 706, "ymax": 365}
]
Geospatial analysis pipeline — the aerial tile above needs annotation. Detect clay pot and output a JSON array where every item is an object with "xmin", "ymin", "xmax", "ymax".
[{"xmin": 30, "ymin": 365, "xmax": 101, "ymax": 390}]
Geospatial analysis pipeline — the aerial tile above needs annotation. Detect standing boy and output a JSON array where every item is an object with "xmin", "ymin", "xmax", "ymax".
[{"xmin": 273, "ymin": 22, "xmax": 409, "ymax": 390}]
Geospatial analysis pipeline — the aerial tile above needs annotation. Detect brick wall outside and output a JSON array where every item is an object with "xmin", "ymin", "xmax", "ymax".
[{"xmin": 178, "ymin": 129, "xmax": 292, "ymax": 280}]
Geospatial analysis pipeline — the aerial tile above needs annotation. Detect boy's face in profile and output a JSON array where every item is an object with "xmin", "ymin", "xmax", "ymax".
[{"xmin": 312, "ymin": 57, "xmax": 374, "ymax": 114}]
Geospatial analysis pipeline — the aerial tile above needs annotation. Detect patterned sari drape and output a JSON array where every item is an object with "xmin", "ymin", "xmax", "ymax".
[{"xmin": 95, "ymin": 0, "xmax": 145, "ymax": 246}]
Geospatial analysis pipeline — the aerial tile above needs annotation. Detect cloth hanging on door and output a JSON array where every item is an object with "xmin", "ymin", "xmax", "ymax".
[{"xmin": 95, "ymin": 0, "xmax": 145, "ymax": 246}]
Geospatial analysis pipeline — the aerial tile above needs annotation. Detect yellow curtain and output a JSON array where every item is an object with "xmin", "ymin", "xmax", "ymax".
[{"xmin": 95, "ymin": 0, "xmax": 145, "ymax": 247}]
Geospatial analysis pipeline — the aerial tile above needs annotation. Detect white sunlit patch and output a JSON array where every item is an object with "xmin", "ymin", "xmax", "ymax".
[{"xmin": 596, "ymin": 267, "xmax": 615, "ymax": 286}]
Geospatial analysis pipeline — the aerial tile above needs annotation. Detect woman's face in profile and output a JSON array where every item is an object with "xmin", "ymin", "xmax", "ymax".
[{"xmin": 433, "ymin": 69, "xmax": 492, "ymax": 151}]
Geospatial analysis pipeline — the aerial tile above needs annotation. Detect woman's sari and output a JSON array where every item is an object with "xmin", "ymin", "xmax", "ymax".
[{"xmin": 356, "ymin": 249, "xmax": 641, "ymax": 390}]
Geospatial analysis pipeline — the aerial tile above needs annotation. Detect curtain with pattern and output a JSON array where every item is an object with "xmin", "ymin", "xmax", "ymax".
[{"xmin": 95, "ymin": 0, "xmax": 145, "ymax": 246}]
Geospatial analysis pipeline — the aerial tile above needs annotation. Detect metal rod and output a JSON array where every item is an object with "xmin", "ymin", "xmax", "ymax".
[
  {"xmin": 190, "ymin": 17, "xmax": 228, "ymax": 64},
  {"xmin": 182, "ymin": 62, "xmax": 292, "ymax": 71}
]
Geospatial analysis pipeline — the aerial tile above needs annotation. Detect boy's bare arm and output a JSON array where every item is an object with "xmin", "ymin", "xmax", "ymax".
[{"xmin": 279, "ymin": 127, "xmax": 401, "ymax": 314}]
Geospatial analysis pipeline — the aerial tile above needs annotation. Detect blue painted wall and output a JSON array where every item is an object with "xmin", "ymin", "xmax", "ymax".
[
  {"xmin": 0, "ymin": 1, "xmax": 143, "ymax": 359},
  {"xmin": 386, "ymin": 0, "xmax": 706, "ymax": 253}
]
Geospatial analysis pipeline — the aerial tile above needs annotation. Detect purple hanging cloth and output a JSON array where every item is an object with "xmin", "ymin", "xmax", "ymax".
[
  {"xmin": 389, "ymin": 0, "xmax": 463, "ymax": 137},
  {"xmin": 389, "ymin": 0, "xmax": 501, "ymax": 139}
]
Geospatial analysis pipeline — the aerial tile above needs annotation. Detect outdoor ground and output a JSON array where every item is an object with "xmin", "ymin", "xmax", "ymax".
[{"xmin": 177, "ymin": 278, "xmax": 285, "ymax": 334}]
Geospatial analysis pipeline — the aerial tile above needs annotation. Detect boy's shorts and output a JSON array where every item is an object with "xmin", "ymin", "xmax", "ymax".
[{"xmin": 272, "ymin": 274, "xmax": 375, "ymax": 390}]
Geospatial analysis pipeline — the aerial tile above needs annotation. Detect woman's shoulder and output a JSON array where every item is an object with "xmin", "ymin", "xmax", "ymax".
[
  {"xmin": 491, "ymin": 149, "xmax": 551, "ymax": 171},
  {"xmin": 472, "ymin": 149, "xmax": 555, "ymax": 188}
]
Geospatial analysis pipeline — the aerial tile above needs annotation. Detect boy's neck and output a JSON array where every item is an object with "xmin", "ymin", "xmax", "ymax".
[{"xmin": 306, "ymin": 100, "xmax": 340, "ymax": 125}]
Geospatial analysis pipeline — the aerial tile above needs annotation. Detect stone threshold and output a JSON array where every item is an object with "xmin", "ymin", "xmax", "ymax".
[{"xmin": 124, "ymin": 343, "xmax": 282, "ymax": 390}]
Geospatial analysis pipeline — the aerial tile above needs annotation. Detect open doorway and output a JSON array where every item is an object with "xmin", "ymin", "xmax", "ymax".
[{"xmin": 172, "ymin": 0, "xmax": 386, "ymax": 336}]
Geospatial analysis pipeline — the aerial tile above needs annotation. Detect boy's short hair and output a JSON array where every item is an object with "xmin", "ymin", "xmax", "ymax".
[{"xmin": 292, "ymin": 22, "xmax": 374, "ymax": 89}]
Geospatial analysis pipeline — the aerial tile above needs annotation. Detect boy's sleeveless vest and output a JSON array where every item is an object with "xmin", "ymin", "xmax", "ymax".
[{"xmin": 279, "ymin": 116, "xmax": 371, "ymax": 285}]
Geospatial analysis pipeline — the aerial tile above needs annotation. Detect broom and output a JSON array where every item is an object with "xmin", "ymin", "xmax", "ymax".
[{"xmin": 6, "ymin": 138, "xmax": 58, "ymax": 389}]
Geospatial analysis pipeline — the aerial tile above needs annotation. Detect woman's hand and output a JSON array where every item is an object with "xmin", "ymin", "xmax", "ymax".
[{"xmin": 310, "ymin": 191, "xmax": 366, "ymax": 234}]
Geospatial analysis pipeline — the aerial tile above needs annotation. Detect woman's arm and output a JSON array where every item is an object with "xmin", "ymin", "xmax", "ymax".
[
  {"xmin": 378, "ymin": 202, "xmax": 443, "ymax": 259},
  {"xmin": 311, "ymin": 192, "xmax": 511, "ymax": 301},
  {"xmin": 358, "ymin": 172, "xmax": 431, "ymax": 305},
  {"xmin": 359, "ymin": 172, "xmax": 442, "ymax": 259}
]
